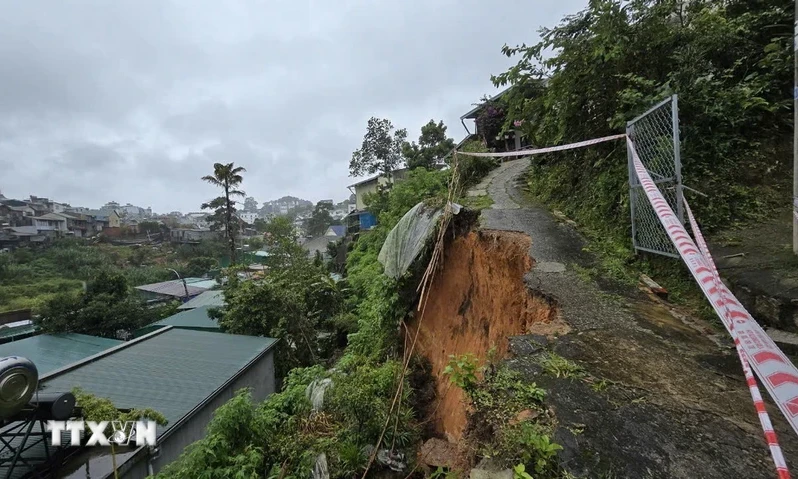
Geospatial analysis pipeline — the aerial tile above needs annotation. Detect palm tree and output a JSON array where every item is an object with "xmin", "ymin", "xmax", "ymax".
[{"xmin": 201, "ymin": 162, "xmax": 246, "ymax": 263}]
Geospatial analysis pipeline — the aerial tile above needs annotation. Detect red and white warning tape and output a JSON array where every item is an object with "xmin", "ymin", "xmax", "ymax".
[
  {"xmin": 683, "ymin": 197, "xmax": 790, "ymax": 479},
  {"xmin": 454, "ymin": 133, "xmax": 797, "ymax": 475},
  {"xmin": 628, "ymin": 136, "xmax": 795, "ymax": 477},
  {"xmin": 453, "ymin": 133, "xmax": 627, "ymax": 158}
]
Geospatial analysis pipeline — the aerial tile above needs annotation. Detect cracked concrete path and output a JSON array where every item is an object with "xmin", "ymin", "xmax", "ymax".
[{"xmin": 476, "ymin": 160, "xmax": 798, "ymax": 478}]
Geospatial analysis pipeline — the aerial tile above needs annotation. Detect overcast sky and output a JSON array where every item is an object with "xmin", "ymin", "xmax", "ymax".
[{"xmin": 0, "ymin": 0, "xmax": 585, "ymax": 214}]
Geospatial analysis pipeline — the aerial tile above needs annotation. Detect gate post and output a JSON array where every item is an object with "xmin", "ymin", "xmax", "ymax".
[{"xmin": 671, "ymin": 94, "xmax": 684, "ymax": 225}]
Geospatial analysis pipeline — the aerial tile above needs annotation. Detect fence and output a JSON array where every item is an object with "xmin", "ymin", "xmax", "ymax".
[{"xmin": 626, "ymin": 95, "xmax": 684, "ymax": 258}]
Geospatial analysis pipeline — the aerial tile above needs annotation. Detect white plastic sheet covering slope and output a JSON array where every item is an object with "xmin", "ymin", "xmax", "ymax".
[{"xmin": 378, "ymin": 201, "xmax": 460, "ymax": 279}]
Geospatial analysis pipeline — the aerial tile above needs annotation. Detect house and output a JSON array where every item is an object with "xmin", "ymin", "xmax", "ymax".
[
  {"xmin": 324, "ymin": 225, "xmax": 346, "ymax": 238},
  {"xmin": 124, "ymin": 218, "xmax": 140, "ymax": 235},
  {"xmin": 348, "ymin": 168, "xmax": 409, "ymax": 211},
  {"xmin": 170, "ymin": 228, "xmax": 218, "ymax": 244},
  {"xmin": 31, "ymin": 213, "xmax": 68, "ymax": 236},
  {"xmin": 239, "ymin": 212, "xmax": 259, "ymax": 225},
  {"xmin": 345, "ymin": 168, "xmax": 410, "ymax": 234},
  {"xmin": 301, "ymin": 235, "xmax": 338, "ymax": 260},
  {"xmin": 1, "ymin": 226, "xmax": 46, "ymax": 247},
  {"xmin": 0, "ymin": 201, "xmax": 36, "ymax": 227},
  {"xmin": 108, "ymin": 210, "xmax": 121, "ymax": 228},
  {"xmin": 38, "ymin": 327, "xmax": 278, "ymax": 478},
  {"xmin": 81, "ymin": 210, "xmax": 109, "ymax": 233},
  {"xmin": 58, "ymin": 212, "xmax": 92, "ymax": 237},
  {"xmin": 458, "ymin": 85, "xmax": 544, "ymax": 152},
  {"xmin": 134, "ymin": 277, "xmax": 217, "ymax": 302}
]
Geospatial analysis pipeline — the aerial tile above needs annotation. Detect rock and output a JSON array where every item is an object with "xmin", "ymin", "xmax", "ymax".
[
  {"xmin": 509, "ymin": 408, "xmax": 540, "ymax": 426},
  {"xmin": 418, "ymin": 438, "xmax": 468, "ymax": 471},
  {"xmin": 470, "ymin": 467, "xmax": 513, "ymax": 479}
]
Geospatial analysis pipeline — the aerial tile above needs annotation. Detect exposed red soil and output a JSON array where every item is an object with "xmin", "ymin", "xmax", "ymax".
[{"xmin": 407, "ymin": 230, "xmax": 560, "ymax": 441}]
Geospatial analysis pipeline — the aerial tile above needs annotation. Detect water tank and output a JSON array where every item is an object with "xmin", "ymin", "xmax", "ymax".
[
  {"xmin": 0, "ymin": 357, "xmax": 38, "ymax": 419},
  {"xmin": 30, "ymin": 391, "xmax": 75, "ymax": 421}
]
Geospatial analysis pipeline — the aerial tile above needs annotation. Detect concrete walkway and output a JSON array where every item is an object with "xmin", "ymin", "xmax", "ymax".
[{"xmin": 474, "ymin": 161, "xmax": 798, "ymax": 478}]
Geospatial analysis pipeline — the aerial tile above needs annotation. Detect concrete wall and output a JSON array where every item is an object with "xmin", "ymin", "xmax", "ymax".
[
  {"xmin": 355, "ymin": 180, "xmax": 378, "ymax": 210},
  {"xmin": 143, "ymin": 349, "xmax": 276, "ymax": 476}
]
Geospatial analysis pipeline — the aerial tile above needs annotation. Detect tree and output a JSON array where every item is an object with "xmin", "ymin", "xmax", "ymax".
[
  {"xmin": 263, "ymin": 216, "xmax": 306, "ymax": 271},
  {"xmin": 491, "ymin": 0, "xmax": 792, "ymax": 232},
  {"xmin": 138, "ymin": 221, "xmax": 161, "ymax": 235},
  {"xmin": 184, "ymin": 256, "xmax": 217, "ymax": 277},
  {"xmin": 349, "ymin": 117, "xmax": 408, "ymax": 178},
  {"xmin": 201, "ymin": 163, "xmax": 247, "ymax": 263},
  {"xmin": 474, "ymin": 97, "xmax": 506, "ymax": 149},
  {"xmin": 243, "ymin": 197, "xmax": 258, "ymax": 213},
  {"xmin": 253, "ymin": 217, "xmax": 270, "ymax": 233},
  {"xmin": 35, "ymin": 271, "xmax": 176, "ymax": 338},
  {"xmin": 402, "ymin": 119, "xmax": 456, "ymax": 170},
  {"xmin": 304, "ymin": 201, "xmax": 333, "ymax": 237}
]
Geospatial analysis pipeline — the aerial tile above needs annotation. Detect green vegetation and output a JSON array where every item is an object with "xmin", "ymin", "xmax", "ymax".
[
  {"xmin": 443, "ymin": 353, "xmax": 480, "ymax": 391},
  {"xmin": 402, "ymin": 119, "xmax": 456, "ymax": 170},
  {"xmin": 72, "ymin": 387, "xmax": 168, "ymax": 428},
  {"xmin": 304, "ymin": 200, "xmax": 339, "ymax": 237},
  {"xmin": 488, "ymin": 0, "xmax": 791, "ymax": 319},
  {"xmin": 349, "ymin": 117, "xmax": 408, "ymax": 177},
  {"xmin": 0, "ymin": 240, "xmax": 199, "ymax": 314},
  {"xmin": 159, "ymin": 161, "xmax": 455, "ymax": 477},
  {"xmin": 35, "ymin": 270, "xmax": 178, "ymax": 338},
  {"xmin": 460, "ymin": 195, "xmax": 494, "ymax": 211},
  {"xmin": 448, "ymin": 357, "xmax": 561, "ymax": 476},
  {"xmin": 539, "ymin": 353, "xmax": 586, "ymax": 380},
  {"xmin": 455, "ymin": 140, "xmax": 496, "ymax": 189}
]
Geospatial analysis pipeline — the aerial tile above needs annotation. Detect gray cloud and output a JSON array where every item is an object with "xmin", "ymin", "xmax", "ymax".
[{"xmin": 0, "ymin": 0, "xmax": 585, "ymax": 212}]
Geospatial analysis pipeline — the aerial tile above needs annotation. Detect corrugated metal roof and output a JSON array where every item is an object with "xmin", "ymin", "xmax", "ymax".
[
  {"xmin": 0, "ymin": 333, "xmax": 121, "ymax": 375},
  {"xmin": 177, "ymin": 290, "xmax": 225, "ymax": 310},
  {"xmin": 152, "ymin": 306, "xmax": 219, "ymax": 330},
  {"xmin": 41, "ymin": 328, "xmax": 278, "ymax": 435},
  {"xmin": 134, "ymin": 279, "xmax": 209, "ymax": 298},
  {"xmin": 184, "ymin": 279, "xmax": 219, "ymax": 290}
]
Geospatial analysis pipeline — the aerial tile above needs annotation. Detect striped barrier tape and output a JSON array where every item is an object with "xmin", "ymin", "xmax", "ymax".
[
  {"xmin": 628, "ymin": 136, "xmax": 795, "ymax": 476},
  {"xmin": 453, "ymin": 134, "xmax": 627, "ymax": 158},
  {"xmin": 683, "ymin": 197, "xmax": 790, "ymax": 478},
  {"xmin": 628, "ymin": 135, "xmax": 798, "ymax": 437}
]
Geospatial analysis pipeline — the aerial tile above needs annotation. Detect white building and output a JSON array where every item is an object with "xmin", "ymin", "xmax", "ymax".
[{"xmin": 239, "ymin": 212, "xmax": 259, "ymax": 225}]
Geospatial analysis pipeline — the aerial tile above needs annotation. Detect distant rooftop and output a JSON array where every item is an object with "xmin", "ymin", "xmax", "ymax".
[
  {"xmin": 347, "ymin": 167, "xmax": 409, "ymax": 189},
  {"xmin": 134, "ymin": 278, "xmax": 213, "ymax": 298},
  {"xmin": 177, "ymin": 290, "xmax": 225, "ymax": 310},
  {"xmin": 326, "ymin": 225, "xmax": 345, "ymax": 237},
  {"xmin": 135, "ymin": 306, "xmax": 220, "ymax": 337},
  {"xmin": 0, "ymin": 333, "xmax": 121, "ymax": 375}
]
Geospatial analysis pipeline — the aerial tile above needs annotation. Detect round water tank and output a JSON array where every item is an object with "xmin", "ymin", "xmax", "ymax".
[{"xmin": 0, "ymin": 357, "xmax": 38, "ymax": 419}]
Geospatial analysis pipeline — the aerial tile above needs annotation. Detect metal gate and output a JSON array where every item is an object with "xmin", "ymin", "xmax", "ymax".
[{"xmin": 626, "ymin": 95, "xmax": 684, "ymax": 258}]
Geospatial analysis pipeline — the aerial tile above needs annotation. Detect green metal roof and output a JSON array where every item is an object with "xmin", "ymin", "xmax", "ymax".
[
  {"xmin": 177, "ymin": 290, "xmax": 225, "ymax": 310},
  {"xmin": 41, "ymin": 328, "xmax": 278, "ymax": 436},
  {"xmin": 0, "ymin": 333, "xmax": 121, "ymax": 375},
  {"xmin": 152, "ymin": 306, "xmax": 219, "ymax": 329}
]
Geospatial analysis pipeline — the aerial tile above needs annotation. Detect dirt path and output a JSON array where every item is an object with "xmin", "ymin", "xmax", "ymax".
[{"xmin": 474, "ymin": 158, "xmax": 798, "ymax": 478}]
